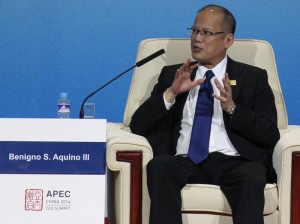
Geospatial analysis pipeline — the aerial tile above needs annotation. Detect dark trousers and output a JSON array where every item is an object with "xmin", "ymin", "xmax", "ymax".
[{"xmin": 147, "ymin": 152, "xmax": 268, "ymax": 224}]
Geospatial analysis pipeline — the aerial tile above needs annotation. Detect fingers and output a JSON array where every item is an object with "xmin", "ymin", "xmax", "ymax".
[
  {"xmin": 178, "ymin": 59, "xmax": 191, "ymax": 72},
  {"xmin": 172, "ymin": 59, "xmax": 200, "ymax": 94},
  {"xmin": 213, "ymin": 73, "xmax": 231, "ymax": 95},
  {"xmin": 179, "ymin": 59, "xmax": 198, "ymax": 73},
  {"xmin": 212, "ymin": 79, "xmax": 224, "ymax": 100},
  {"xmin": 212, "ymin": 73, "xmax": 235, "ymax": 112},
  {"xmin": 190, "ymin": 62, "xmax": 199, "ymax": 71},
  {"xmin": 223, "ymin": 73, "xmax": 231, "ymax": 92}
]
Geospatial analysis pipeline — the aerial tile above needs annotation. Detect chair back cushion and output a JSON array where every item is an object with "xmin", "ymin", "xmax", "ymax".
[{"xmin": 123, "ymin": 38, "xmax": 288, "ymax": 129}]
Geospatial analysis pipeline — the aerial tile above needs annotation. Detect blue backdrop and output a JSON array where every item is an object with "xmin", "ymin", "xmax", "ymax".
[{"xmin": 0, "ymin": 0, "xmax": 299, "ymax": 124}]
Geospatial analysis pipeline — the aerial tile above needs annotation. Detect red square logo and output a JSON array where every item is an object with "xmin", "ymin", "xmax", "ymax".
[{"xmin": 25, "ymin": 189, "xmax": 43, "ymax": 211}]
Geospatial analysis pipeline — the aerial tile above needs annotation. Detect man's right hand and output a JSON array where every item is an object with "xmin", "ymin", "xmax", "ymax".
[{"xmin": 164, "ymin": 59, "xmax": 201, "ymax": 103}]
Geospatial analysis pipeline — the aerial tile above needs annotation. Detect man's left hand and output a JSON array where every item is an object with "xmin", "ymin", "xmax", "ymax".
[{"xmin": 212, "ymin": 73, "xmax": 235, "ymax": 113}]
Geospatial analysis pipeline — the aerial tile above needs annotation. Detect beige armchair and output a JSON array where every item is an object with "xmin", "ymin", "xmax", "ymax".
[{"xmin": 106, "ymin": 38, "xmax": 300, "ymax": 224}]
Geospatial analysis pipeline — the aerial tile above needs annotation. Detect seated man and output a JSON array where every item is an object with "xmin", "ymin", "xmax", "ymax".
[{"xmin": 130, "ymin": 4, "xmax": 280, "ymax": 224}]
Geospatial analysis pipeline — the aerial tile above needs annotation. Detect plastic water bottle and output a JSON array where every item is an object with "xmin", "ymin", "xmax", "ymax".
[{"xmin": 57, "ymin": 93, "xmax": 70, "ymax": 118}]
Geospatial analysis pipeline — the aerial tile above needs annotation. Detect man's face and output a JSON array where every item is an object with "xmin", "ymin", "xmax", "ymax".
[{"xmin": 191, "ymin": 9, "xmax": 233, "ymax": 68}]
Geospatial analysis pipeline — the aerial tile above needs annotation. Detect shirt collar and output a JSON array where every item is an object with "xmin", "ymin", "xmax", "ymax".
[{"xmin": 197, "ymin": 56, "xmax": 228, "ymax": 80}]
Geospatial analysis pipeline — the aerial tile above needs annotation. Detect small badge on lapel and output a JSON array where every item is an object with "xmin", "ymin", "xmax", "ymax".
[{"xmin": 230, "ymin": 80, "xmax": 237, "ymax": 86}]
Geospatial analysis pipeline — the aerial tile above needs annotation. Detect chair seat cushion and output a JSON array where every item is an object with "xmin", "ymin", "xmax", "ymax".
[{"xmin": 181, "ymin": 183, "xmax": 278, "ymax": 215}]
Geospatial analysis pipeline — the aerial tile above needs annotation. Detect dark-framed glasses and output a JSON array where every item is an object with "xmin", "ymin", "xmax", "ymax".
[{"xmin": 187, "ymin": 27, "xmax": 225, "ymax": 37}]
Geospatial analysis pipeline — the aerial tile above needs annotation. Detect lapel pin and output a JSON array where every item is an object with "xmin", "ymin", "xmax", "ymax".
[{"xmin": 230, "ymin": 80, "xmax": 237, "ymax": 86}]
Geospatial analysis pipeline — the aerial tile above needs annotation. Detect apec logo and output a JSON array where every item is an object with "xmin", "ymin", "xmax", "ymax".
[
  {"xmin": 46, "ymin": 190, "xmax": 71, "ymax": 198},
  {"xmin": 25, "ymin": 189, "xmax": 71, "ymax": 211}
]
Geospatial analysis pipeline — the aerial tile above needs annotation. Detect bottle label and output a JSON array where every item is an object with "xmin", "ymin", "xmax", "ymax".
[{"xmin": 57, "ymin": 105, "xmax": 70, "ymax": 113}]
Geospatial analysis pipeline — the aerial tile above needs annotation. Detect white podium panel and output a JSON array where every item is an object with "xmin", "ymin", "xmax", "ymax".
[{"xmin": 0, "ymin": 118, "xmax": 106, "ymax": 224}]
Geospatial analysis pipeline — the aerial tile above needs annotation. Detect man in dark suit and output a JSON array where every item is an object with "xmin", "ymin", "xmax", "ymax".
[{"xmin": 130, "ymin": 4, "xmax": 280, "ymax": 224}]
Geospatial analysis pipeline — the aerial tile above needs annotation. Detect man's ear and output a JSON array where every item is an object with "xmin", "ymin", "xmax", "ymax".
[{"xmin": 225, "ymin": 34, "xmax": 234, "ymax": 49}]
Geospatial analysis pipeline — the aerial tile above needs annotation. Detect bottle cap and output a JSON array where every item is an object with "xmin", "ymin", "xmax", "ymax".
[{"xmin": 60, "ymin": 93, "xmax": 68, "ymax": 97}]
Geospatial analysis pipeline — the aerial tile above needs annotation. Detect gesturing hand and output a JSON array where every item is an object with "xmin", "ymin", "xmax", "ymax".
[
  {"xmin": 212, "ymin": 73, "xmax": 235, "ymax": 113},
  {"xmin": 165, "ymin": 59, "xmax": 201, "ymax": 103}
]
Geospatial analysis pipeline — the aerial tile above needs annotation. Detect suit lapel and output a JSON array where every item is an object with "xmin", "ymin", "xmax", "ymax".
[
  {"xmin": 226, "ymin": 57, "xmax": 243, "ymax": 101},
  {"xmin": 191, "ymin": 67, "xmax": 197, "ymax": 81}
]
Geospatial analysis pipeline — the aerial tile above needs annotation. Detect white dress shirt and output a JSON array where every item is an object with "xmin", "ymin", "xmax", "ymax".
[{"xmin": 164, "ymin": 57, "xmax": 239, "ymax": 156}]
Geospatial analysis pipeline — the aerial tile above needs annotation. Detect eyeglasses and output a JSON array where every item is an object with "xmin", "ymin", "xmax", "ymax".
[{"xmin": 187, "ymin": 27, "xmax": 225, "ymax": 37}]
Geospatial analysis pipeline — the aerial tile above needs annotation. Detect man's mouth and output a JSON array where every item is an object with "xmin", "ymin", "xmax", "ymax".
[{"xmin": 193, "ymin": 46, "xmax": 203, "ymax": 52}]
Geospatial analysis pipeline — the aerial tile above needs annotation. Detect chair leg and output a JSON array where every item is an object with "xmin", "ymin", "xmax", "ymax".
[
  {"xmin": 117, "ymin": 151, "xmax": 143, "ymax": 224},
  {"xmin": 292, "ymin": 152, "xmax": 300, "ymax": 224}
]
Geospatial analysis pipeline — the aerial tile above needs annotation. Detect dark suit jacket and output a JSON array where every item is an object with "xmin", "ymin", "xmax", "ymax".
[{"xmin": 130, "ymin": 57, "xmax": 280, "ymax": 180}]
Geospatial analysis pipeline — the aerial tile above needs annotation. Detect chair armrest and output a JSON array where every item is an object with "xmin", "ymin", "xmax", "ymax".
[
  {"xmin": 107, "ymin": 122, "xmax": 153, "ymax": 171},
  {"xmin": 106, "ymin": 122, "xmax": 153, "ymax": 224},
  {"xmin": 273, "ymin": 125, "xmax": 300, "ymax": 224}
]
